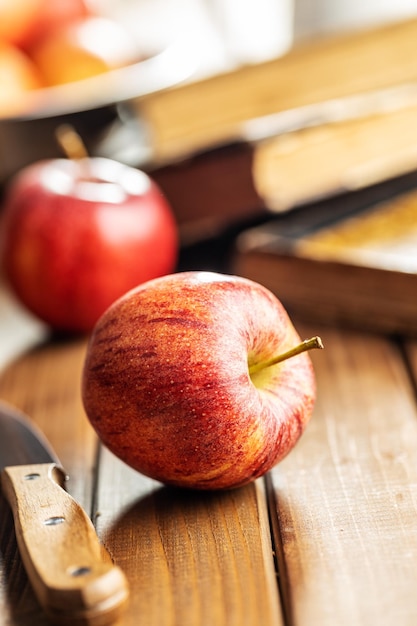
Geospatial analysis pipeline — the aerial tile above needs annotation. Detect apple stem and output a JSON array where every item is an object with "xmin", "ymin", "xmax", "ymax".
[
  {"xmin": 55, "ymin": 124, "xmax": 89, "ymax": 160},
  {"xmin": 249, "ymin": 336, "xmax": 324, "ymax": 376}
]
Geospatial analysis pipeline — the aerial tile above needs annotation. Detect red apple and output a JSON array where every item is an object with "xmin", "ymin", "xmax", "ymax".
[
  {"xmin": 0, "ymin": 157, "xmax": 178, "ymax": 333},
  {"xmin": 81, "ymin": 271, "xmax": 322, "ymax": 490}
]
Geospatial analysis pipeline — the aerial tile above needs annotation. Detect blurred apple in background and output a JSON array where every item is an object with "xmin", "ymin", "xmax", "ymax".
[
  {"xmin": 0, "ymin": 41, "xmax": 43, "ymax": 116},
  {"xmin": 0, "ymin": 0, "xmax": 90, "ymax": 50},
  {"xmin": 29, "ymin": 14, "xmax": 140, "ymax": 86},
  {"xmin": 0, "ymin": 155, "xmax": 178, "ymax": 333},
  {"xmin": 0, "ymin": 0, "xmax": 143, "ymax": 116},
  {"xmin": 0, "ymin": 0, "xmax": 43, "ymax": 47},
  {"xmin": 82, "ymin": 271, "xmax": 322, "ymax": 490},
  {"xmin": 20, "ymin": 0, "xmax": 91, "ymax": 49}
]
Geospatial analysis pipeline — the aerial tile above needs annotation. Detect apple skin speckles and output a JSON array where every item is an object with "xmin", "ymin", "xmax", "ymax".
[{"xmin": 82, "ymin": 271, "xmax": 318, "ymax": 490}]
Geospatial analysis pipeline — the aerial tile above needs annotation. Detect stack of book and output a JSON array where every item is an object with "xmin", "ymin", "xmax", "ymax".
[
  {"xmin": 134, "ymin": 17, "xmax": 417, "ymax": 334},
  {"xmin": 232, "ymin": 177, "xmax": 417, "ymax": 335}
]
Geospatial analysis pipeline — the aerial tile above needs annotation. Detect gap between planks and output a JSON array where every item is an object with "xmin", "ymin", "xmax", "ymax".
[{"xmin": 267, "ymin": 322, "xmax": 417, "ymax": 626}]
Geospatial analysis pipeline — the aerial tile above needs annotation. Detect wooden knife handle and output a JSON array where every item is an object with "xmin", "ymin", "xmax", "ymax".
[{"xmin": 1, "ymin": 462, "xmax": 129, "ymax": 625}]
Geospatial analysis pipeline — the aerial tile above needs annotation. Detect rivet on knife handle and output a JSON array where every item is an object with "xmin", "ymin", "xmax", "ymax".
[{"xmin": 1, "ymin": 462, "xmax": 129, "ymax": 625}]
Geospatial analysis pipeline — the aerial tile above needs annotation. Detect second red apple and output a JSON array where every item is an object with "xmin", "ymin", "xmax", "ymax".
[{"xmin": 0, "ymin": 157, "xmax": 178, "ymax": 333}]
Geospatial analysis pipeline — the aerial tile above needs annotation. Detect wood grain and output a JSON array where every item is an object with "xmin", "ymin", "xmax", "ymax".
[
  {"xmin": 3, "ymin": 306, "xmax": 417, "ymax": 625},
  {"xmin": 0, "ymin": 492, "xmax": 50, "ymax": 626},
  {"xmin": 95, "ymin": 448, "xmax": 283, "ymax": 626},
  {"xmin": 0, "ymin": 337, "xmax": 95, "ymax": 506},
  {"xmin": 268, "ymin": 323, "xmax": 417, "ymax": 626},
  {"xmin": 0, "ymin": 337, "xmax": 98, "ymax": 626},
  {"xmin": 403, "ymin": 338, "xmax": 417, "ymax": 371}
]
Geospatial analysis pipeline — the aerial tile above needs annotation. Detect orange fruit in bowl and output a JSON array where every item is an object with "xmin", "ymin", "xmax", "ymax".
[
  {"xmin": 0, "ymin": 0, "xmax": 43, "ymax": 47},
  {"xmin": 0, "ymin": 41, "xmax": 43, "ymax": 117},
  {"xmin": 29, "ymin": 15, "xmax": 139, "ymax": 87},
  {"xmin": 21, "ymin": 0, "xmax": 90, "ymax": 49}
]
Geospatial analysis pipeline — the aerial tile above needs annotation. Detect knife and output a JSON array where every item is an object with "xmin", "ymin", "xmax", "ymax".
[{"xmin": 0, "ymin": 401, "xmax": 129, "ymax": 625}]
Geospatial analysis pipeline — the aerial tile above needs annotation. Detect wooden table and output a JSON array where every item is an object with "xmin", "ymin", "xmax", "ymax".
[{"xmin": 1, "ymin": 285, "xmax": 417, "ymax": 626}]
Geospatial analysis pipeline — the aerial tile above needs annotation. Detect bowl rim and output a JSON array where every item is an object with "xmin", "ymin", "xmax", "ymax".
[{"xmin": 1, "ymin": 39, "xmax": 196, "ymax": 122}]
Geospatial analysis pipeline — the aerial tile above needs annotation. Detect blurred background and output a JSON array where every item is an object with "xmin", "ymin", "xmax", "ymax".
[
  {"xmin": 92, "ymin": 0, "xmax": 417, "ymax": 69},
  {"xmin": 2, "ymin": 0, "xmax": 417, "ymax": 176},
  {"xmin": 93, "ymin": 0, "xmax": 417, "ymax": 67},
  {"xmin": 2, "ymin": 0, "xmax": 417, "ymax": 365}
]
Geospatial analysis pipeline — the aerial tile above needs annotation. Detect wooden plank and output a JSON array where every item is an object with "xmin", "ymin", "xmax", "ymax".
[
  {"xmin": 402, "ymin": 339, "xmax": 417, "ymax": 383},
  {"xmin": 95, "ymin": 447, "xmax": 283, "ymax": 626},
  {"xmin": 267, "ymin": 323, "xmax": 417, "ymax": 626},
  {"xmin": 0, "ymin": 492, "xmax": 51, "ymax": 626},
  {"xmin": 0, "ymin": 338, "xmax": 94, "ymax": 507},
  {"xmin": 0, "ymin": 337, "xmax": 97, "ymax": 626},
  {"xmin": 0, "ymin": 284, "xmax": 46, "ymax": 374}
]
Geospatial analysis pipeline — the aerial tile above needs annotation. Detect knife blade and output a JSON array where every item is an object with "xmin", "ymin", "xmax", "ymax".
[{"xmin": 0, "ymin": 401, "xmax": 129, "ymax": 625}]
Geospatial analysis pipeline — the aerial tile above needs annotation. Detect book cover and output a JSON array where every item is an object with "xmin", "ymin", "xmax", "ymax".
[{"xmin": 232, "ymin": 181, "xmax": 417, "ymax": 335}]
